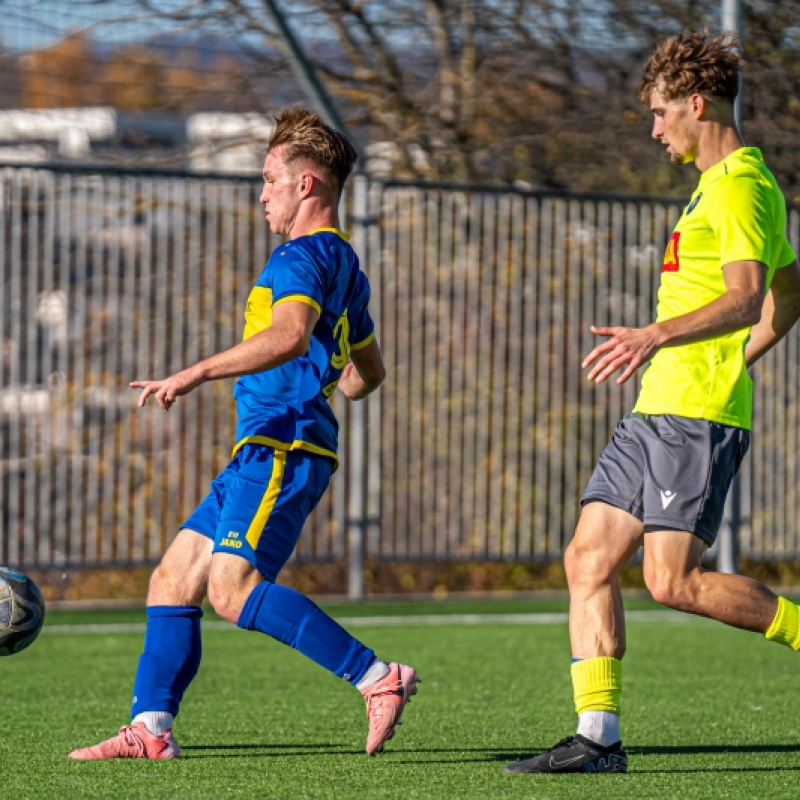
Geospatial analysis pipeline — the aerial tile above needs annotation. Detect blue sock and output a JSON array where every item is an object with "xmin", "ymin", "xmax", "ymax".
[
  {"xmin": 131, "ymin": 605, "xmax": 203, "ymax": 718},
  {"xmin": 237, "ymin": 582, "xmax": 376, "ymax": 685}
]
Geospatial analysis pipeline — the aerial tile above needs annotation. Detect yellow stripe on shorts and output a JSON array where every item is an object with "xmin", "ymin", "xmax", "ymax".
[{"xmin": 245, "ymin": 449, "xmax": 287, "ymax": 550}]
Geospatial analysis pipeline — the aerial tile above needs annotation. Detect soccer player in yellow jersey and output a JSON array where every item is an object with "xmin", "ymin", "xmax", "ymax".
[{"xmin": 505, "ymin": 30, "xmax": 800, "ymax": 775}]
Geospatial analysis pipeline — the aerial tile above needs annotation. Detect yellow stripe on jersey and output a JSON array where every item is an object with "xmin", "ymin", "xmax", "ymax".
[
  {"xmin": 243, "ymin": 287, "xmax": 322, "ymax": 342},
  {"xmin": 350, "ymin": 331, "xmax": 376, "ymax": 351},
  {"xmin": 243, "ymin": 286, "xmax": 272, "ymax": 340},
  {"xmin": 246, "ymin": 449, "xmax": 287, "ymax": 550},
  {"xmin": 231, "ymin": 435, "xmax": 339, "ymax": 468},
  {"xmin": 273, "ymin": 294, "xmax": 322, "ymax": 315}
]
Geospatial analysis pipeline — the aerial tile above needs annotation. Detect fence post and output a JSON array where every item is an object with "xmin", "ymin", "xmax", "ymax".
[
  {"xmin": 347, "ymin": 401, "xmax": 366, "ymax": 601},
  {"xmin": 717, "ymin": 474, "xmax": 741, "ymax": 574},
  {"xmin": 346, "ymin": 175, "xmax": 369, "ymax": 601}
]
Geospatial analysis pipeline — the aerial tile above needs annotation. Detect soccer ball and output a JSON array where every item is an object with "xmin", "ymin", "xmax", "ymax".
[{"xmin": 0, "ymin": 567, "xmax": 45, "ymax": 656}]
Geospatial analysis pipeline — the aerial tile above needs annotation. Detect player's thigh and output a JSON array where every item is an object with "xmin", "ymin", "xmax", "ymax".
[
  {"xmin": 571, "ymin": 414, "xmax": 647, "ymax": 584},
  {"xmin": 208, "ymin": 445, "xmax": 332, "ymax": 582},
  {"xmin": 581, "ymin": 414, "xmax": 648, "ymax": 521},
  {"xmin": 149, "ymin": 527, "xmax": 213, "ymax": 606},
  {"xmin": 567, "ymin": 501, "xmax": 644, "ymax": 586},
  {"xmin": 640, "ymin": 416, "xmax": 749, "ymax": 545}
]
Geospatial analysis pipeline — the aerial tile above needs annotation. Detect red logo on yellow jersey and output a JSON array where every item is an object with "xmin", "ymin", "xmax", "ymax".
[{"xmin": 662, "ymin": 231, "xmax": 680, "ymax": 273}]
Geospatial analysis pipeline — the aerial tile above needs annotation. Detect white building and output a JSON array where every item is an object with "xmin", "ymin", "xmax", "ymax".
[{"xmin": 0, "ymin": 108, "xmax": 116, "ymax": 161}]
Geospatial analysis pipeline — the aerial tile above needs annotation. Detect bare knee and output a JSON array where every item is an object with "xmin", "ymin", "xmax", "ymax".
[
  {"xmin": 207, "ymin": 578, "xmax": 245, "ymax": 624},
  {"xmin": 207, "ymin": 555, "xmax": 262, "ymax": 624},
  {"xmin": 148, "ymin": 560, "xmax": 207, "ymax": 607},
  {"xmin": 565, "ymin": 538, "xmax": 616, "ymax": 595},
  {"xmin": 644, "ymin": 567, "xmax": 699, "ymax": 612},
  {"xmin": 147, "ymin": 528, "xmax": 212, "ymax": 607},
  {"xmin": 147, "ymin": 563, "xmax": 169, "ymax": 601}
]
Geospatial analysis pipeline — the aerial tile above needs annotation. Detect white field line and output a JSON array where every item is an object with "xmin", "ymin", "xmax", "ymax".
[{"xmin": 42, "ymin": 609, "xmax": 712, "ymax": 635}]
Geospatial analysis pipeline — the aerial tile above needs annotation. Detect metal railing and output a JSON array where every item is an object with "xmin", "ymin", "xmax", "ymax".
[{"xmin": 1, "ymin": 165, "xmax": 798, "ymax": 586}]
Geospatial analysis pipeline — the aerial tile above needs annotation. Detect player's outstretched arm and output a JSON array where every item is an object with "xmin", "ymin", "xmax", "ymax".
[
  {"xmin": 583, "ymin": 259, "xmax": 766, "ymax": 385},
  {"xmin": 746, "ymin": 259, "xmax": 800, "ymax": 367},
  {"xmin": 131, "ymin": 301, "xmax": 319, "ymax": 410},
  {"xmin": 582, "ymin": 323, "xmax": 662, "ymax": 385},
  {"xmin": 338, "ymin": 338, "xmax": 386, "ymax": 400},
  {"xmin": 130, "ymin": 368, "xmax": 206, "ymax": 410}
]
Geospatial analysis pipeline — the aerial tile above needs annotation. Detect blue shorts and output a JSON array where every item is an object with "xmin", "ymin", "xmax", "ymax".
[{"xmin": 182, "ymin": 444, "xmax": 333, "ymax": 581}]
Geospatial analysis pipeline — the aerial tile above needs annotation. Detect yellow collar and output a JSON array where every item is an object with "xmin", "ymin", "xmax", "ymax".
[{"xmin": 305, "ymin": 227, "xmax": 350, "ymax": 242}]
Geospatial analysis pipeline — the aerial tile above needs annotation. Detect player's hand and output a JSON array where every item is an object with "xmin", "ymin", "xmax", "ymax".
[
  {"xmin": 337, "ymin": 360, "xmax": 381, "ymax": 401},
  {"xmin": 582, "ymin": 324, "xmax": 662, "ymax": 385},
  {"xmin": 337, "ymin": 362, "xmax": 360, "ymax": 400},
  {"xmin": 130, "ymin": 367, "xmax": 204, "ymax": 410}
]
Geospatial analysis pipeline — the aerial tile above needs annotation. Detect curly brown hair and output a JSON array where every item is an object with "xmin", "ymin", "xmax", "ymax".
[
  {"xmin": 268, "ymin": 108, "xmax": 358, "ymax": 198},
  {"xmin": 636, "ymin": 30, "xmax": 743, "ymax": 105}
]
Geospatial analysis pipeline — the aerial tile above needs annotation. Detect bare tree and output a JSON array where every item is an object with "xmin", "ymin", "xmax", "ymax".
[{"xmin": 3, "ymin": 0, "xmax": 800, "ymax": 198}]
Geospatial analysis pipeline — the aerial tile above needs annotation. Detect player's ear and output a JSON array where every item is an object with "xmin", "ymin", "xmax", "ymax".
[
  {"xmin": 298, "ymin": 171, "xmax": 315, "ymax": 199},
  {"xmin": 689, "ymin": 93, "xmax": 707, "ymax": 119}
]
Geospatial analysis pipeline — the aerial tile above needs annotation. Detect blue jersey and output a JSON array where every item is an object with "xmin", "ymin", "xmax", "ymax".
[{"xmin": 231, "ymin": 228, "xmax": 375, "ymax": 464}]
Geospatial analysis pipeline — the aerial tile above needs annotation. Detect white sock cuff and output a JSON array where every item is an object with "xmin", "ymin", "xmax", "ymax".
[
  {"xmin": 355, "ymin": 659, "xmax": 390, "ymax": 691},
  {"xmin": 133, "ymin": 711, "xmax": 175, "ymax": 736},
  {"xmin": 577, "ymin": 710, "xmax": 620, "ymax": 748}
]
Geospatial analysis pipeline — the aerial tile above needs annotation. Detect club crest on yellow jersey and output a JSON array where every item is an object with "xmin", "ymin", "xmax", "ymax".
[
  {"xmin": 685, "ymin": 192, "xmax": 703, "ymax": 215},
  {"xmin": 662, "ymin": 231, "xmax": 680, "ymax": 273}
]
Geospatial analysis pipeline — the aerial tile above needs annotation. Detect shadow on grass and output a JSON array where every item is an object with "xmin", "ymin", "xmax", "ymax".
[
  {"xmin": 180, "ymin": 742, "xmax": 800, "ymax": 767},
  {"xmin": 181, "ymin": 743, "xmax": 363, "ymax": 758},
  {"xmin": 628, "ymin": 744, "xmax": 800, "ymax": 756},
  {"xmin": 493, "ymin": 742, "xmax": 800, "ymax": 772},
  {"xmin": 182, "ymin": 743, "xmax": 527, "ymax": 762}
]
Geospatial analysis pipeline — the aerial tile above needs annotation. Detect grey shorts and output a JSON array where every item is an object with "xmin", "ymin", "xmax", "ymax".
[{"xmin": 581, "ymin": 413, "xmax": 750, "ymax": 546}]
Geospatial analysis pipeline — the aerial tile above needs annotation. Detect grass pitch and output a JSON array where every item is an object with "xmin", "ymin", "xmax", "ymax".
[{"xmin": 3, "ymin": 596, "xmax": 800, "ymax": 799}]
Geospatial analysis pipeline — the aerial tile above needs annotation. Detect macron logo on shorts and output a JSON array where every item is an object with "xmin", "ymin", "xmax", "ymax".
[{"xmin": 660, "ymin": 490, "xmax": 677, "ymax": 510}]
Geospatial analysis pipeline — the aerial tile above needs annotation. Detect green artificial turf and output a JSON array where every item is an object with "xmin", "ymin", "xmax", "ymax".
[{"xmin": 2, "ymin": 598, "xmax": 800, "ymax": 799}]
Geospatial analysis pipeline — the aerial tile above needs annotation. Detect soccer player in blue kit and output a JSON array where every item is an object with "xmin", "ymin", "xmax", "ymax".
[{"xmin": 69, "ymin": 108, "xmax": 419, "ymax": 761}]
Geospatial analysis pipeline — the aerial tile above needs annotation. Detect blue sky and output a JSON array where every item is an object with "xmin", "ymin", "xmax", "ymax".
[{"xmin": 0, "ymin": 0, "xmax": 251, "ymax": 51}]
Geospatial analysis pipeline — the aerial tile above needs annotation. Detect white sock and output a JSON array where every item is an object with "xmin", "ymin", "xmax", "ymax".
[
  {"xmin": 133, "ymin": 711, "xmax": 175, "ymax": 736},
  {"xmin": 577, "ymin": 711, "xmax": 620, "ymax": 747},
  {"xmin": 355, "ymin": 659, "xmax": 390, "ymax": 691}
]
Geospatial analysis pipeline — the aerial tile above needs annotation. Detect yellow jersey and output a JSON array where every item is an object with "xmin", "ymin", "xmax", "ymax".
[{"xmin": 634, "ymin": 147, "xmax": 796, "ymax": 429}]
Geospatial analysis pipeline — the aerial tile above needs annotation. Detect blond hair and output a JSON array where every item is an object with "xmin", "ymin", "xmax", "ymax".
[
  {"xmin": 268, "ymin": 108, "xmax": 358, "ymax": 197},
  {"xmin": 637, "ymin": 30, "xmax": 743, "ymax": 105}
]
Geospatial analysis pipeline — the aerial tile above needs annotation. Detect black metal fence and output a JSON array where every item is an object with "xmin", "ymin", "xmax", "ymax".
[{"xmin": 1, "ymin": 165, "xmax": 798, "ymax": 590}]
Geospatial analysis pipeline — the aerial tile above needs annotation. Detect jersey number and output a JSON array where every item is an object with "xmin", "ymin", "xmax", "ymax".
[{"xmin": 322, "ymin": 311, "xmax": 351, "ymax": 398}]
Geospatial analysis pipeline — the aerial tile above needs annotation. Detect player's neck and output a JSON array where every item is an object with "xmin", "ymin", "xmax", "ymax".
[
  {"xmin": 287, "ymin": 201, "xmax": 341, "ymax": 240},
  {"xmin": 695, "ymin": 123, "xmax": 744, "ymax": 173}
]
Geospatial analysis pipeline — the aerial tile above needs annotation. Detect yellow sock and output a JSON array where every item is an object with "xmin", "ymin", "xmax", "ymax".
[
  {"xmin": 571, "ymin": 656, "xmax": 622, "ymax": 716},
  {"xmin": 765, "ymin": 596, "xmax": 800, "ymax": 650}
]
